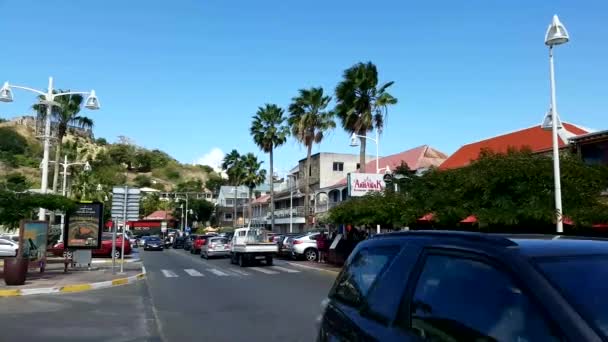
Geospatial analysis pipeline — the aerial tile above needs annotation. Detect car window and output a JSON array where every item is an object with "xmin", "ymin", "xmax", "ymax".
[
  {"xmin": 537, "ymin": 256, "xmax": 608, "ymax": 338},
  {"xmin": 405, "ymin": 254, "xmax": 559, "ymax": 342},
  {"xmin": 330, "ymin": 246, "xmax": 400, "ymax": 308},
  {"xmin": 0, "ymin": 239, "xmax": 11, "ymax": 246},
  {"xmin": 211, "ymin": 238, "xmax": 228, "ymax": 244}
]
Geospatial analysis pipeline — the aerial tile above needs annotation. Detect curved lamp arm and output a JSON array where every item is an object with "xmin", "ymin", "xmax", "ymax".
[{"xmin": 9, "ymin": 84, "xmax": 47, "ymax": 96}]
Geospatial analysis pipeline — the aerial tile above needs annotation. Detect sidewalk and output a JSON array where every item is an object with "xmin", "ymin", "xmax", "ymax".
[
  {"xmin": 0, "ymin": 260, "xmax": 144, "ymax": 296},
  {"xmin": 285, "ymin": 260, "xmax": 342, "ymax": 274}
]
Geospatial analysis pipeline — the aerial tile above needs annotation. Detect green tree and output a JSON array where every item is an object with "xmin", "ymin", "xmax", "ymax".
[
  {"xmin": 33, "ymin": 91, "xmax": 93, "ymax": 196},
  {"xmin": 0, "ymin": 173, "xmax": 30, "ymax": 192},
  {"xmin": 0, "ymin": 127, "xmax": 28, "ymax": 167},
  {"xmin": 175, "ymin": 179, "xmax": 203, "ymax": 193},
  {"xmin": 198, "ymin": 165, "xmax": 214, "ymax": 173},
  {"xmin": 134, "ymin": 174, "xmax": 152, "ymax": 188},
  {"xmin": 288, "ymin": 87, "xmax": 335, "ymax": 229},
  {"xmin": 250, "ymin": 104, "xmax": 290, "ymax": 231},
  {"xmin": 241, "ymin": 153, "xmax": 267, "ymax": 220},
  {"xmin": 188, "ymin": 198, "xmax": 215, "ymax": 225},
  {"xmin": 205, "ymin": 172, "xmax": 227, "ymax": 194},
  {"xmin": 141, "ymin": 193, "xmax": 162, "ymax": 217},
  {"xmin": 95, "ymin": 137, "xmax": 108, "ymax": 145},
  {"xmin": 107, "ymin": 144, "xmax": 136, "ymax": 170},
  {"xmin": 222, "ymin": 149, "xmax": 245, "ymax": 228},
  {"xmin": 0, "ymin": 190, "xmax": 76, "ymax": 229},
  {"xmin": 335, "ymin": 62, "xmax": 397, "ymax": 172}
]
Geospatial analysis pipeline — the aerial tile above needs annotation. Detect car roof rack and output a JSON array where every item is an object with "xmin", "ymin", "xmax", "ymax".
[{"xmin": 374, "ymin": 230, "xmax": 518, "ymax": 247}]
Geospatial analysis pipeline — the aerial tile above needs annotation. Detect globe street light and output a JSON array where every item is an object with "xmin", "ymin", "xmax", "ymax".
[
  {"xmin": 543, "ymin": 14, "xmax": 569, "ymax": 233},
  {"xmin": 0, "ymin": 77, "xmax": 100, "ymax": 220}
]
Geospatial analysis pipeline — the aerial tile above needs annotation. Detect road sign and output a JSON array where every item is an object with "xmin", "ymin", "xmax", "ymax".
[
  {"xmin": 383, "ymin": 173, "xmax": 393, "ymax": 183},
  {"xmin": 185, "ymin": 226, "xmax": 191, "ymax": 233},
  {"xmin": 111, "ymin": 186, "xmax": 141, "ymax": 222}
]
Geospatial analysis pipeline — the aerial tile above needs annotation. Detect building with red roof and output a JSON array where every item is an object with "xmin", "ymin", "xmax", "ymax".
[{"xmin": 440, "ymin": 122, "xmax": 591, "ymax": 170}]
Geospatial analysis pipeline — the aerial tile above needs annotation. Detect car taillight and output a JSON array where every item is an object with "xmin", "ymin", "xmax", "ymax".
[{"xmin": 293, "ymin": 240, "xmax": 303, "ymax": 245}]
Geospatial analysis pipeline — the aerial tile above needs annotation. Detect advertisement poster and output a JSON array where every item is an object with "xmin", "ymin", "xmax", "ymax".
[
  {"xmin": 347, "ymin": 173, "xmax": 386, "ymax": 197},
  {"xmin": 19, "ymin": 220, "xmax": 49, "ymax": 269},
  {"xmin": 65, "ymin": 202, "xmax": 103, "ymax": 249}
]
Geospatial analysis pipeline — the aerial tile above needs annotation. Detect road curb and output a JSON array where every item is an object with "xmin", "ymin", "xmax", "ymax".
[
  {"xmin": 285, "ymin": 262, "xmax": 340, "ymax": 275},
  {"xmin": 0, "ymin": 265, "xmax": 146, "ymax": 297}
]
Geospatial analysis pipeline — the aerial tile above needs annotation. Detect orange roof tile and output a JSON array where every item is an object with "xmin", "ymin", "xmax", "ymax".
[{"xmin": 440, "ymin": 123, "xmax": 590, "ymax": 170}]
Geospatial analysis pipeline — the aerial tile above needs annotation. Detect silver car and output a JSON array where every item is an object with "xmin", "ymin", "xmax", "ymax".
[{"xmin": 201, "ymin": 237, "xmax": 230, "ymax": 259}]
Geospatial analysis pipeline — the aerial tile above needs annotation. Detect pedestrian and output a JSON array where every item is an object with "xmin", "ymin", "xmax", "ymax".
[{"xmin": 317, "ymin": 232, "xmax": 328, "ymax": 263}]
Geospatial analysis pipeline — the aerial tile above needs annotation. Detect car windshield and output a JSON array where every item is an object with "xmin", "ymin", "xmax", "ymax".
[
  {"xmin": 210, "ymin": 238, "xmax": 228, "ymax": 244},
  {"xmin": 148, "ymin": 237, "xmax": 161, "ymax": 242},
  {"xmin": 536, "ymin": 256, "xmax": 608, "ymax": 337}
]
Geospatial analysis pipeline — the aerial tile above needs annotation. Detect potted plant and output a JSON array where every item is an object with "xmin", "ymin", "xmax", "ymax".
[{"xmin": 3, "ymin": 241, "xmax": 30, "ymax": 286}]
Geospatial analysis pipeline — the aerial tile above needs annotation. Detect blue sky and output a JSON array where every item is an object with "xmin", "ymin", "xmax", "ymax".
[{"xmin": 1, "ymin": 0, "xmax": 607, "ymax": 176}]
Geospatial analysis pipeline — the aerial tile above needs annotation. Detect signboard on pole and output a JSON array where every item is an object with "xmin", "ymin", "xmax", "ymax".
[
  {"xmin": 65, "ymin": 202, "xmax": 103, "ymax": 249},
  {"xmin": 111, "ymin": 186, "xmax": 141, "ymax": 226},
  {"xmin": 347, "ymin": 173, "xmax": 386, "ymax": 197},
  {"xmin": 19, "ymin": 220, "xmax": 48, "ymax": 271}
]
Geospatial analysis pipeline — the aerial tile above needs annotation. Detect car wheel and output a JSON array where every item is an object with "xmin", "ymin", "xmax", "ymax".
[
  {"xmin": 238, "ymin": 254, "xmax": 247, "ymax": 267},
  {"xmin": 266, "ymin": 256, "xmax": 273, "ymax": 266},
  {"xmin": 304, "ymin": 248, "xmax": 318, "ymax": 262},
  {"xmin": 113, "ymin": 250, "xmax": 121, "ymax": 259}
]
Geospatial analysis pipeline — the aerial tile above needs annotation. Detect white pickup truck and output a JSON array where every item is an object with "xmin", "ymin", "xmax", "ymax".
[{"xmin": 229, "ymin": 226, "xmax": 278, "ymax": 267}]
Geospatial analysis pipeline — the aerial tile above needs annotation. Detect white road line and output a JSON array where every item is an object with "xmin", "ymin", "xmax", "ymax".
[
  {"xmin": 208, "ymin": 268, "xmax": 229, "ymax": 276},
  {"xmin": 228, "ymin": 268, "xmax": 250, "ymax": 276},
  {"xmin": 270, "ymin": 266, "xmax": 300, "ymax": 273},
  {"xmin": 184, "ymin": 269, "xmax": 204, "ymax": 277},
  {"xmin": 161, "ymin": 269, "xmax": 178, "ymax": 278},
  {"xmin": 249, "ymin": 267, "xmax": 279, "ymax": 275}
]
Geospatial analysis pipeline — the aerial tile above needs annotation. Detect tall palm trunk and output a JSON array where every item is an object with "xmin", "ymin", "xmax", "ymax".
[
  {"xmin": 269, "ymin": 148, "xmax": 275, "ymax": 232},
  {"xmin": 359, "ymin": 134, "xmax": 367, "ymax": 173},
  {"xmin": 304, "ymin": 143, "xmax": 312, "ymax": 230},
  {"xmin": 49, "ymin": 141, "xmax": 63, "ymax": 225},
  {"xmin": 233, "ymin": 185, "xmax": 237, "ymax": 228}
]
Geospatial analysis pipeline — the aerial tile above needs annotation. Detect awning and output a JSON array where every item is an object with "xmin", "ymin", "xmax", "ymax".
[
  {"xmin": 417, "ymin": 213, "xmax": 435, "ymax": 222},
  {"xmin": 460, "ymin": 215, "xmax": 477, "ymax": 224}
]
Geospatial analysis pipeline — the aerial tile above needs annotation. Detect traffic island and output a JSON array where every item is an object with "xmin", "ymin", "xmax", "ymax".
[{"xmin": 0, "ymin": 261, "xmax": 145, "ymax": 297}]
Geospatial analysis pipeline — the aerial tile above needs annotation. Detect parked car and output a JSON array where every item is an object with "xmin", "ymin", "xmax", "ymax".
[
  {"xmin": 124, "ymin": 231, "xmax": 137, "ymax": 248},
  {"xmin": 138, "ymin": 235, "xmax": 151, "ymax": 248},
  {"xmin": 173, "ymin": 236, "xmax": 186, "ymax": 249},
  {"xmin": 0, "ymin": 238, "xmax": 18, "ymax": 257},
  {"xmin": 317, "ymin": 230, "xmax": 608, "ymax": 341},
  {"xmin": 201, "ymin": 236, "xmax": 230, "ymax": 259},
  {"xmin": 184, "ymin": 234, "xmax": 199, "ymax": 251},
  {"xmin": 230, "ymin": 227, "xmax": 278, "ymax": 267},
  {"xmin": 277, "ymin": 233, "xmax": 301, "ymax": 257},
  {"xmin": 290, "ymin": 233, "xmax": 320, "ymax": 261},
  {"xmin": 50, "ymin": 233, "xmax": 131, "ymax": 259},
  {"xmin": 143, "ymin": 236, "xmax": 164, "ymax": 251}
]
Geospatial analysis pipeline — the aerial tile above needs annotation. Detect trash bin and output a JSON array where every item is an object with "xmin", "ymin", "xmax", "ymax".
[{"xmin": 3, "ymin": 257, "xmax": 28, "ymax": 286}]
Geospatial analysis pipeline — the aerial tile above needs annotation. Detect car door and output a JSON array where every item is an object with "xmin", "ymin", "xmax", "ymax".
[
  {"xmin": 0, "ymin": 239, "xmax": 15, "ymax": 257},
  {"xmin": 319, "ymin": 240, "xmax": 416, "ymax": 342},
  {"xmin": 395, "ymin": 248, "xmax": 566, "ymax": 341}
]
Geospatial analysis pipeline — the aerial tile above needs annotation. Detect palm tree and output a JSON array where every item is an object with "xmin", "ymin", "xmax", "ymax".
[
  {"xmin": 241, "ymin": 153, "xmax": 267, "ymax": 221},
  {"xmin": 288, "ymin": 87, "xmax": 335, "ymax": 229},
  {"xmin": 222, "ymin": 149, "xmax": 245, "ymax": 228},
  {"xmin": 33, "ymin": 90, "xmax": 93, "ymax": 194},
  {"xmin": 250, "ymin": 104, "xmax": 290, "ymax": 232},
  {"xmin": 335, "ymin": 62, "xmax": 397, "ymax": 173}
]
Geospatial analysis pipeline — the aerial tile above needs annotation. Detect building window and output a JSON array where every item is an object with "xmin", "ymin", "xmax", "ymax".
[
  {"xmin": 224, "ymin": 213, "xmax": 233, "ymax": 220},
  {"xmin": 333, "ymin": 162, "xmax": 344, "ymax": 172},
  {"xmin": 226, "ymin": 199, "xmax": 233, "ymax": 206},
  {"xmin": 356, "ymin": 163, "xmax": 360, "ymax": 170}
]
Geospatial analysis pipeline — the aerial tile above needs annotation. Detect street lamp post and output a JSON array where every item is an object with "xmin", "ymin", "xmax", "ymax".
[
  {"xmin": 47, "ymin": 155, "xmax": 91, "ymax": 242},
  {"xmin": 287, "ymin": 175, "xmax": 295, "ymax": 234},
  {"xmin": 350, "ymin": 129, "xmax": 382, "ymax": 234},
  {"xmin": 0, "ymin": 77, "xmax": 100, "ymax": 221},
  {"xmin": 543, "ymin": 14, "xmax": 570, "ymax": 233}
]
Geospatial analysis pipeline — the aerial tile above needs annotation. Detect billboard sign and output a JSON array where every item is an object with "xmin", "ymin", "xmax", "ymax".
[
  {"xmin": 19, "ymin": 220, "xmax": 48, "ymax": 269},
  {"xmin": 65, "ymin": 202, "xmax": 104, "ymax": 249},
  {"xmin": 347, "ymin": 173, "xmax": 386, "ymax": 197}
]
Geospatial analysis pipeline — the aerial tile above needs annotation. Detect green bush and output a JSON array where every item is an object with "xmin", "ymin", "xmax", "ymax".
[{"xmin": 134, "ymin": 174, "xmax": 152, "ymax": 187}]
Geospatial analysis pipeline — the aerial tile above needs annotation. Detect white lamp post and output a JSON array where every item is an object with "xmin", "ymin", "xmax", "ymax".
[
  {"xmin": 0, "ymin": 77, "xmax": 100, "ymax": 221},
  {"xmin": 543, "ymin": 14, "xmax": 570, "ymax": 233},
  {"xmin": 349, "ymin": 130, "xmax": 382, "ymax": 234}
]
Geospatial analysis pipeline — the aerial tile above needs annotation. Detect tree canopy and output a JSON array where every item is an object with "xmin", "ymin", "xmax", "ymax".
[
  {"xmin": 0, "ymin": 191, "xmax": 76, "ymax": 229},
  {"xmin": 328, "ymin": 149, "xmax": 608, "ymax": 231}
]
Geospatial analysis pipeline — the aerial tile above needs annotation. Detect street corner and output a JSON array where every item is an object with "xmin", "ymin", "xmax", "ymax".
[{"xmin": 0, "ymin": 263, "xmax": 146, "ymax": 297}]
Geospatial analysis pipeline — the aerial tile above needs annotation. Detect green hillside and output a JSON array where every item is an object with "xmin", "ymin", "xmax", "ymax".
[{"xmin": 0, "ymin": 121, "xmax": 220, "ymax": 194}]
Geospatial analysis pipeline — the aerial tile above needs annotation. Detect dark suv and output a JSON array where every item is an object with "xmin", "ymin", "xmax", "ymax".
[{"xmin": 317, "ymin": 231, "xmax": 608, "ymax": 341}]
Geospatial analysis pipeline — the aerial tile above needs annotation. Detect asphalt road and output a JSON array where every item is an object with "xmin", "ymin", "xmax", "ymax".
[
  {"xmin": 0, "ymin": 248, "xmax": 336, "ymax": 342},
  {"xmin": 0, "ymin": 281, "xmax": 160, "ymax": 341},
  {"xmin": 142, "ymin": 248, "xmax": 336, "ymax": 342}
]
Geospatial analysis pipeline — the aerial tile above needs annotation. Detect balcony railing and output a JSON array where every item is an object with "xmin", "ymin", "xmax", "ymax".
[
  {"xmin": 271, "ymin": 206, "xmax": 313, "ymax": 219},
  {"xmin": 315, "ymin": 201, "xmax": 340, "ymax": 213}
]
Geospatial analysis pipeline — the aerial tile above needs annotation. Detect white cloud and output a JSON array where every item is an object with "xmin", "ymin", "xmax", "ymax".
[{"xmin": 195, "ymin": 147, "xmax": 225, "ymax": 172}]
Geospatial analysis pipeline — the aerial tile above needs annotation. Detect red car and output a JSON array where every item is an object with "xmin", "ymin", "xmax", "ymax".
[
  {"xmin": 191, "ymin": 234, "xmax": 217, "ymax": 254},
  {"xmin": 50, "ymin": 233, "xmax": 132, "ymax": 259}
]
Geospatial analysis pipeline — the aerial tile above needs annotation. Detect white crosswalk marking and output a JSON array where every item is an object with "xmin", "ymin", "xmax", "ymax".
[
  {"xmin": 161, "ymin": 269, "xmax": 178, "ymax": 278},
  {"xmin": 208, "ymin": 268, "xmax": 229, "ymax": 276},
  {"xmin": 184, "ymin": 269, "xmax": 204, "ymax": 277},
  {"xmin": 228, "ymin": 268, "xmax": 250, "ymax": 276},
  {"xmin": 270, "ymin": 266, "xmax": 300, "ymax": 273},
  {"xmin": 249, "ymin": 267, "xmax": 279, "ymax": 275}
]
